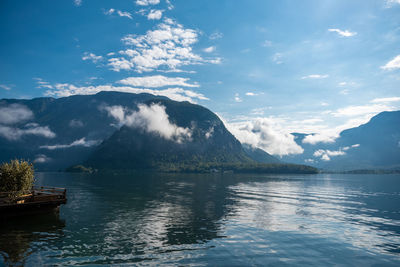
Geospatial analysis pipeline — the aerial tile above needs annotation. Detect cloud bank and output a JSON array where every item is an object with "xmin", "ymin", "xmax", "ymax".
[
  {"xmin": 226, "ymin": 118, "xmax": 304, "ymax": 156},
  {"xmin": 105, "ymin": 103, "xmax": 192, "ymax": 143}
]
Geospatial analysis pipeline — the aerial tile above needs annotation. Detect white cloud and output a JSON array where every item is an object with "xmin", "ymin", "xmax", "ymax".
[
  {"xmin": 205, "ymin": 126, "xmax": 214, "ymax": 139},
  {"xmin": 82, "ymin": 52, "xmax": 103, "ymax": 63},
  {"xmin": 262, "ymin": 40, "xmax": 272, "ymax": 47},
  {"xmin": 108, "ymin": 57, "xmax": 134, "ymax": 72},
  {"xmin": 303, "ymin": 134, "xmax": 336, "ymax": 145},
  {"xmin": 301, "ymin": 74, "xmax": 329, "ymax": 79},
  {"xmin": 0, "ymin": 124, "xmax": 55, "ymax": 141},
  {"xmin": 272, "ymin": 53, "xmax": 283, "ymax": 64},
  {"xmin": 339, "ymin": 89, "xmax": 349, "ymax": 95},
  {"xmin": 234, "ymin": 93, "xmax": 242, "ymax": 102},
  {"xmin": 117, "ymin": 75, "xmax": 199, "ymax": 88},
  {"xmin": 386, "ymin": 0, "xmax": 400, "ymax": 7},
  {"xmin": 104, "ymin": 8, "xmax": 115, "ymax": 15},
  {"xmin": 40, "ymin": 138, "xmax": 99, "ymax": 150},
  {"xmin": 108, "ymin": 19, "xmax": 216, "ymax": 73},
  {"xmin": 0, "ymin": 104, "xmax": 33, "ymax": 124},
  {"xmin": 209, "ymin": 31, "xmax": 223, "ymax": 40},
  {"xmin": 381, "ymin": 55, "xmax": 400, "ymax": 70},
  {"xmin": 332, "ymin": 104, "xmax": 393, "ymax": 117},
  {"xmin": 313, "ymin": 149, "xmax": 346, "ymax": 161},
  {"xmin": 34, "ymin": 78, "xmax": 53, "ymax": 89},
  {"xmin": 73, "ymin": 0, "xmax": 82, "ymax": 6},
  {"xmin": 0, "ymin": 84, "xmax": 11, "ymax": 90},
  {"xmin": 69, "ymin": 119, "xmax": 84, "ymax": 128},
  {"xmin": 245, "ymin": 92, "xmax": 257, "ymax": 96},
  {"xmin": 44, "ymin": 83, "xmax": 208, "ymax": 103},
  {"xmin": 328, "ymin": 28, "xmax": 357, "ymax": 37},
  {"xmin": 117, "ymin": 10, "xmax": 133, "ymax": 19},
  {"xmin": 34, "ymin": 154, "xmax": 51, "ymax": 163},
  {"xmin": 105, "ymin": 103, "xmax": 192, "ymax": 143},
  {"xmin": 203, "ymin": 46, "xmax": 216, "ymax": 53},
  {"xmin": 371, "ymin": 96, "xmax": 400, "ymax": 103},
  {"xmin": 225, "ymin": 118, "xmax": 304, "ymax": 156},
  {"xmin": 136, "ymin": 0, "xmax": 160, "ymax": 6},
  {"xmin": 147, "ymin": 9, "xmax": 163, "ymax": 20}
]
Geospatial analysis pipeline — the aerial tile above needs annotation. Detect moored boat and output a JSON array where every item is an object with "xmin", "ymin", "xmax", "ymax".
[{"xmin": 0, "ymin": 186, "xmax": 67, "ymax": 218}]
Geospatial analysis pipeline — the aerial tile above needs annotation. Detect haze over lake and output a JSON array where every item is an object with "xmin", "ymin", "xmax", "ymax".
[{"xmin": 1, "ymin": 172, "xmax": 400, "ymax": 266}]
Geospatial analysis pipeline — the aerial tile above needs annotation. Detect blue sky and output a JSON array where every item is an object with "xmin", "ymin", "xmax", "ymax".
[{"xmin": 1, "ymin": 0, "xmax": 400, "ymax": 155}]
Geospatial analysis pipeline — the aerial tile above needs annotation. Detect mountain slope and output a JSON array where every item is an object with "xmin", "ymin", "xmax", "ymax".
[
  {"xmin": 0, "ymin": 92, "xmax": 168, "ymax": 170},
  {"xmin": 282, "ymin": 111, "xmax": 400, "ymax": 170},
  {"xmin": 85, "ymin": 98, "xmax": 254, "ymax": 170}
]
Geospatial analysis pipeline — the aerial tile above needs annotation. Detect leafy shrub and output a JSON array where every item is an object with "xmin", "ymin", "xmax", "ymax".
[{"xmin": 0, "ymin": 160, "xmax": 35, "ymax": 199}]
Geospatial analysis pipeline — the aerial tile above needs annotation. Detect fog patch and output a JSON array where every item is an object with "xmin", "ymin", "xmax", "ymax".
[{"xmin": 105, "ymin": 103, "xmax": 192, "ymax": 143}]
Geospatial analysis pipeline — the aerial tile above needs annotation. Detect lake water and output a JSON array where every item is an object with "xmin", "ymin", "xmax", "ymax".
[{"xmin": 1, "ymin": 172, "xmax": 400, "ymax": 266}]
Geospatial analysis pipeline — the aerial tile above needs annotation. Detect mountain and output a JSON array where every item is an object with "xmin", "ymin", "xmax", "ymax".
[
  {"xmin": 0, "ymin": 92, "xmax": 169, "ymax": 170},
  {"xmin": 0, "ymin": 91, "xmax": 281, "ymax": 171},
  {"xmin": 84, "ymin": 98, "xmax": 254, "ymax": 170},
  {"xmin": 242, "ymin": 144, "xmax": 281, "ymax": 164},
  {"xmin": 282, "ymin": 111, "xmax": 400, "ymax": 171}
]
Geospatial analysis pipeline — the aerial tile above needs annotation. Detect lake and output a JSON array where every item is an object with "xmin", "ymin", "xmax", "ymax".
[{"xmin": 1, "ymin": 172, "xmax": 400, "ymax": 266}]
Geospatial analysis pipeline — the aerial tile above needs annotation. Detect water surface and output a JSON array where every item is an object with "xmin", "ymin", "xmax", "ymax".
[{"xmin": 1, "ymin": 173, "xmax": 400, "ymax": 266}]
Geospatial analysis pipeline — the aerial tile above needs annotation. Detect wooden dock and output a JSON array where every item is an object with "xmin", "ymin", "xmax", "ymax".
[{"xmin": 0, "ymin": 186, "xmax": 67, "ymax": 217}]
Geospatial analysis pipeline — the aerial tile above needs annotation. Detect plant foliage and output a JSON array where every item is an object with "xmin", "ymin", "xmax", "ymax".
[{"xmin": 0, "ymin": 159, "xmax": 35, "ymax": 200}]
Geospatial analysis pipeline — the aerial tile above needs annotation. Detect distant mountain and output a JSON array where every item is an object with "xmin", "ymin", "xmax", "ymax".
[
  {"xmin": 282, "ymin": 111, "xmax": 400, "ymax": 171},
  {"xmin": 242, "ymin": 144, "xmax": 280, "ymax": 164}
]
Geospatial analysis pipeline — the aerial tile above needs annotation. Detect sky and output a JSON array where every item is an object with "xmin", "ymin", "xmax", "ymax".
[{"xmin": 0, "ymin": 0, "xmax": 400, "ymax": 156}]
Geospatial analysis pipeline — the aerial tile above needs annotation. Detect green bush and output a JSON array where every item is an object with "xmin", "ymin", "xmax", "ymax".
[{"xmin": 0, "ymin": 160, "xmax": 35, "ymax": 199}]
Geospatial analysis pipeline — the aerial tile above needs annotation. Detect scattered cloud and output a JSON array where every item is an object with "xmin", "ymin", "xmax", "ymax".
[
  {"xmin": 0, "ymin": 104, "xmax": 33, "ymax": 124},
  {"xmin": 34, "ymin": 78, "xmax": 53, "ymax": 89},
  {"xmin": 105, "ymin": 103, "xmax": 192, "ymax": 143},
  {"xmin": 104, "ymin": 8, "xmax": 115, "ymax": 15},
  {"xmin": 0, "ymin": 124, "xmax": 55, "ymax": 141},
  {"xmin": 117, "ymin": 10, "xmax": 133, "ymax": 19},
  {"xmin": 82, "ymin": 52, "xmax": 103, "ymax": 63},
  {"xmin": 69, "ymin": 119, "xmax": 84, "ymax": 128},
  {"xmin": 0, "ymin": 84, "xmax": 11, "ymax": 90},
  {"xmin": 385, "ymin": 0, "xmax": 400, "ymax": 7},
  {"xmin": 328, "ymin": 28, "xmax": 357, "ymax": 37},
  {"xmin": 303, "ymin": 134, "xmax": 336, "ymax": 145},
  {"xmin": 234, "ymin": 93, "xmax": 242, "ymax": 102},
  {"xmin": 332, "ymin": 103, "xmax": 393, "ymax": 117},
  {"xmin": 147, "ymin": 9, "xmax": 163, "ymax": 20},
  {"xmin": 205, "ymin": 126, "xmax": 214, "ymax": 139},
  {"xmin": 40, "ymin": 138, "xmax": 99, "ymax": 150},
  {"xmin": 301, "ymin": 74, "xmax": 329, "ymax": 79},
  {"xmin": 44, "ymin": 83, "xmax": 208, "ymax": 103},
  {"xmin": 339, "ymin": 89, "xmax": 349, "ymax": 95},
  {"xmin": 106, "ymin": 19, "xmax": 218, "ymax": 73},
  {"xmin": 381, "ymin": 55, "xmax": 400, "ymax": 70},
  {"xmin": 371, "ymin": 96, "xmax": 400, "ymax": 103},
  {"xmin": 226, "ymin": 118, "xmax": 304, "ymax": 156},
  {"xmin": 313, "ymin": 144, "xmax": 359, "ymax": 161},
  {"xmin": 203, "ymin": 46, "xmax": 216, "ymax": 53},
  {"xmin": 313, "ymin": 149, "xmax": 346, "ymax": 161},
  {"xmin": 209, "ymin": 31, "xmax": 223, "ymax": 40},
  {"xmin": 262, "ymin": 40, "xmax": 272, "ymax": 47},
  {"xmin": 108, "ymin": 57, "xmax": 134, "ymax": 72},
  {"xmin": 73, "ymin": 0, "xmax": 82, "ymax": 6},
  {"xmin": 117, "ymin": 75, "xmax": 199, "ymax": 88},
  {"xmin": 245, "ymin": 92, "xmax": 258, "ymax": 96},
  {"xmin": 272, "ymin": 53, "xmax": 283, "ymax": 64},
  {"xmin": 34, "ymin": 154, "xmax": 51, "ymax": 163},
  {"xmin": 136, "ymin": 0, "xmax": 160, "ymax": 6}
]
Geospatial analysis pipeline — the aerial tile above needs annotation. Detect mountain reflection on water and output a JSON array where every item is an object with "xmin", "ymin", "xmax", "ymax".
[{"xmin": 1, "ymin": 172, "xmax": 400, "ymax": 266}]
